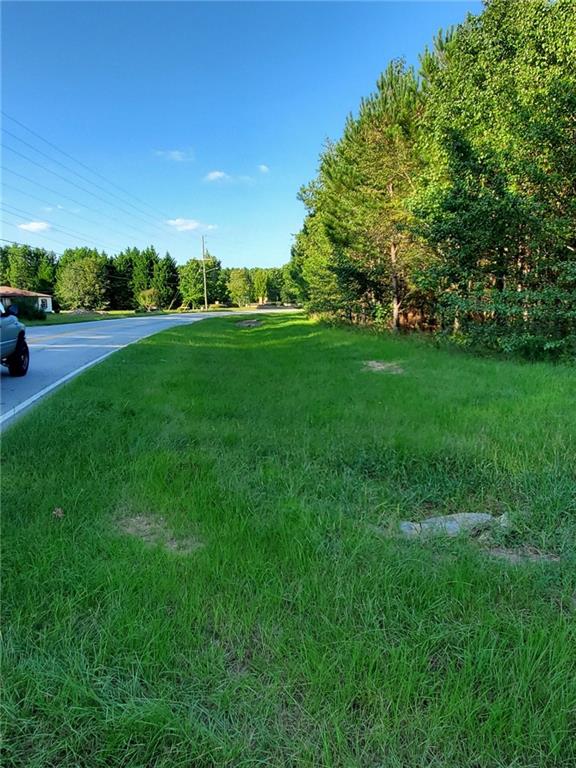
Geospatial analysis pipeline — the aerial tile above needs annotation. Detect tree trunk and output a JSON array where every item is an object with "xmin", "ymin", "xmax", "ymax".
[{"xmin": 390, "ymin": 241, "xmax": 400, "ymax": 332}]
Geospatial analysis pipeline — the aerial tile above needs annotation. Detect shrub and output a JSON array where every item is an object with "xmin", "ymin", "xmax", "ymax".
[{"xmin": 11, "ymin": 297, "xmax": 46, "ymax": 321}]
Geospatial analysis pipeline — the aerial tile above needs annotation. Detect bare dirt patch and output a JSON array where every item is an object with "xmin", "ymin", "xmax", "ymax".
[
  {"xmin": 363, "ymin": 360, "xmax": 404, "ymax": 374},
  {"xmin": 236, "ymin": 319, "xmax": 262, "ymax": 328},
  {"xmin": 119, "ymin": 514, "xmax": 203, "ymax": 555},
  {"xmin": 486, "ymin": 546, "xmax": 560, "ymax": 564}
]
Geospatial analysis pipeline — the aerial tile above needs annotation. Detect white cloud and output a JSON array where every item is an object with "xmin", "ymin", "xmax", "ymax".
[
  {"xmin": 18, "ymin": 221, "xmax": 50, "ymax": 233},
  {"xmin": 166, "ymin": 218, "xmax": 216, "ymax": 233},
  {"xmin": 258, "ymin": 164, "xmax": 270, "ymax": 174},
  {"xmin": 204, "ymin": 170, "xmax": 230, "ymax": 182},
  {"xmin": 166, "ymin": 218, "xmax": 202, "ymax": 232},
  {"xmin": 155, "ymin": 149, "xmax": 194, "ymax": 162},
  {"xmin": 204, "ymin": 170, "xmax": 256, "ymax": 185}
]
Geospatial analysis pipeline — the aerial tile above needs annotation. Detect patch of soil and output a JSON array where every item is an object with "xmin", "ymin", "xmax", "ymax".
[
  {"xmin": 363, "ymin": 360, "xmax": 404, "ymax": 374},
  {"xmin": 486, "ymin": 546, "xmax": 560, "ymax": 564},
  {"xmin": 236, "ymin": 319, "xmax": 262, "ymax": 328},
  {"xmin": 119, "ymin": 514, "xmax": 203, "ymax": 555}
]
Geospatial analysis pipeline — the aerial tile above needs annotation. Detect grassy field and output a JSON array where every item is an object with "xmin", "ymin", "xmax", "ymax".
[{"xmin": 2, "ymin": 314, "xmax": 575, "ymax": 767}]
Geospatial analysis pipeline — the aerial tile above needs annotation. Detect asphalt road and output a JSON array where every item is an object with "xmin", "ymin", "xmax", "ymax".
[{"xmin": 0, "ymin": 312, "xmax": 216, "ymax": 427}]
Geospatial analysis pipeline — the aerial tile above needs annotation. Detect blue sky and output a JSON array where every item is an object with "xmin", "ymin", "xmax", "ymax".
[{"xmin": 2, "ymin": 1, "xmax": 481, "ymax": 267}]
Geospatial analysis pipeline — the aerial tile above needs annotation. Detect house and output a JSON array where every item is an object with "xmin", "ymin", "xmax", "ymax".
[{"xmin": 0, "ymin": 286, "xmax": 54, "ymax": 313}]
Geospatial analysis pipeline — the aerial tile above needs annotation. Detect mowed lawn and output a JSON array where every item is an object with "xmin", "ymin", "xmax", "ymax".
[{"xmin": 2, "ymin": 314, "xmax": 575, "ymax": 767}]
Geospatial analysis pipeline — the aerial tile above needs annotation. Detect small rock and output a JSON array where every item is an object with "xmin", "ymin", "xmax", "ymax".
[
  {"xmin": 421, "ymin": 512, "xmax": 494, "ymax": 536},
  {"xmin": 398, "ymin": 512, "xmax": 496, "ymax": 538},
  {"xmin": 363, "ymin": 360, "xmax": 404, "ymax": 374},
  {"xmin": 398, "ymin": 521, "xmax": 421, "ymax": 537},
  {"xmin": 487, "ymin": 547, "xmax": 560, "ymax": 564}
]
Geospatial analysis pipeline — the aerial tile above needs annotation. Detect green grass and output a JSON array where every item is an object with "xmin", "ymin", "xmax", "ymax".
[{"xmin": 2, "ymin": 315, "xmax": 575, "ymax": 767}]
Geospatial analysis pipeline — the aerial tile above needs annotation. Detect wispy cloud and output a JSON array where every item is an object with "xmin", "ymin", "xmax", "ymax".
[
  {"xmin": 204, "ymin": 170, "xmax": 230, "ymax": 182},
  {"xmin": 258, "ymin": 164, "xmax": 270, "ymax": 174},
  {"xmin": 166, "ymin": 218, "xmax": 216, "ymax": 232},
  {"xmin": 155, "ymin": 148, "xmax": 195, "ymax": 163},
  {"xmin": 18, "ymin": 221, "xmax": 50, "ymax": 233},
  {"xmin": 204, "ymin": 170, "xmax": 255, "ymax": 185},
  {"xmin": 166, "ymin": 218, "xmax": 201, "ymax": 231}
]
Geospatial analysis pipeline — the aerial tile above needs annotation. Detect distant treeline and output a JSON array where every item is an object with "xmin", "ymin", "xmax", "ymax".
[
  {"xmin": 287, "ymin": 0, "xmax": 576, "ymax": 357},
  {"xmin": 0, "ymin": 243, "xmax": 300, "ymax": 313}
]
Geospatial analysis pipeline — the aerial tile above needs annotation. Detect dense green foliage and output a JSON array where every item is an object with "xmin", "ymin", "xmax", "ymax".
[
  {"xmin": 0, "ymin": 243, "xmax": 56, "ymax": 293},
  {"xmin": 291, "ymin": 0, "xmax": 576, "ymax": 357},
  {"xmin": 3, "ymin": 316, "xmax": 575, "ymax": 766},
  {"xmin": 54, "ymin": 247, "xmax": 109, "ymax": 310},
  {"xmin": 0, "ymin": 241, "xmax": 291, "ymax": 312}
]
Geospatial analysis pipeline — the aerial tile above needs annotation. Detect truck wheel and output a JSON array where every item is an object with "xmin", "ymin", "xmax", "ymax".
[{"xmin": 8, "ymin": 337, "xmax": 29, "ymax": 377}]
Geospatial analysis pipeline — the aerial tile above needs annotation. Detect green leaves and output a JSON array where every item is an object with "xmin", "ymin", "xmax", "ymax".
[
  {"xmin": 55, "ymin": 253, "xmax": 109, "ymax": 310},
  {"xmin": 294, "ymin": 0, "xmax": 576, "ymax": 357}
]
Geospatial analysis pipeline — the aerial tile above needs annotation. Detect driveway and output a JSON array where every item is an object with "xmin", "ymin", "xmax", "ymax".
[{"xmin": 0, "ymin": 312, "xmax": 216, "ymax": 427}]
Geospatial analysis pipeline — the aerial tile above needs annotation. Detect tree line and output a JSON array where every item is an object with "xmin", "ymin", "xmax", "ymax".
[
  {"xmin": 0, "ymin": 243, "xmax": 299, "ymax": 313},
  {"xmin": 288, "ymin": 0, "xmax": 575, "ymax": 357}
]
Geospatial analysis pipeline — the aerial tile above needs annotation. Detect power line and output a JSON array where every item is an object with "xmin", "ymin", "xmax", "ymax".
[
  {"xmin": 2, "ymin": 203, "xmax": 120, "ymax": 252},
  {"xmin": 2, "ymin": 144, "xmax": 169, "ymax": 235},
  {"xmin": 0, "ymin": 236, "xmax": 63, "ymax": 256},
  {"xmin": 2, "ymin": 182, "xmax": 154, "ymax": 244},
  {"xmin": 2, "ymin": 167, "xmax": 160, "ymax": 240},
  {"xmin": 1, "ymin": 220, "xmax": 80, "ymax": 251},
  {"xmin": 3, "ymin": 126, "xmax": 170, "ymax": 226},
  {"xmin": 0, "ymin": 236, "xmax": 173, "ymax": 290},
  {"xmin": 0, "ymin": 238, "xmax": 154, "ymax": 287},
  {"xmin": 2, "ymin": 110, "xmax": 172, "ymax": 221}
]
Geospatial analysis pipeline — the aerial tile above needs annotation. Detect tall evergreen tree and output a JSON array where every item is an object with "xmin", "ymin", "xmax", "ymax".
[
  {"xmin": 152, "ymin": 253, "xmax": 180, "ymax": 308},
  {"xmin": 131, "ymin": 246, "xmax": 159, "ymax": 305},
  {"xmin": 110, "ymin": 247, "xmax": 138, "ymax": 309}
]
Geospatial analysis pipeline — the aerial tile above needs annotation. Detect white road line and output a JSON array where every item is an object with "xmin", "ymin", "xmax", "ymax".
[
  {"xmin": 0, "ymin": 349, "xmax": 118, "ymax": 427},
  {"xmin": 0, "ymin": 315, "xmax": 208, "ymax": 428},
  {"xmin": 1, "ymin": 311, "xmax": 286, "ymax": 429},
  {"xmin": 31, "ymin": 344, "xmax": 125, "ymax": 350}
]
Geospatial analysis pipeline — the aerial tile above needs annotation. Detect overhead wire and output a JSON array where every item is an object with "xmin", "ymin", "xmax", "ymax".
[
  {"xmin": 2, "ymin": 144, "xmax": 169, "ymax": 235},
  {"xmin": 2, "ymin": 182, "xmax": 152, "ymax": 244},
  {"xmin": 2, "ymin": 110, "xmax": 172, "ymax": 220},
  {"xmin": 2, "ymin": 202, "xmax": 120, "ymax": 252},
  {"xmin": 1, "ymin": 220, "xmax": 81, "ymax": 251},
  {"xmin": 3, "ymin": 126, "xmax": 171, "ymax": 226},
  {"xmin": 2, "ymin": 167, "xmax": 162, "ymax": 240}
]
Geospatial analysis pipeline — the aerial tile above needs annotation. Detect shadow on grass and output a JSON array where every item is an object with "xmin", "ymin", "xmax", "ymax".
[{"xmin": 2, "ymin": 312, "xmax": 575, "ymax": 767}]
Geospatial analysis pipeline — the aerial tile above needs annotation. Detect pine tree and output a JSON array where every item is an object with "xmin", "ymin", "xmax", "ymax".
[{"xmin": 152, "ymin": 253, "xmax": 180, "ymax": 308}]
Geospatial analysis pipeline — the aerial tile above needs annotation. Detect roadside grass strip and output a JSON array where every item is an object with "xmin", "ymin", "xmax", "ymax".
[{"xmin": 2, "ymin": 314, "xmax": 575, "ymax": 767}]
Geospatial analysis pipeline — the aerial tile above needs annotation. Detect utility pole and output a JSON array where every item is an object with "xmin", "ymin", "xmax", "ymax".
[{"xmin": 201, "ymin": 235, "xmax": 208, "ymax": 311}]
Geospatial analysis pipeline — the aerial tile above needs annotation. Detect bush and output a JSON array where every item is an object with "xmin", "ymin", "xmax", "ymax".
[{"xmin": 11, "ymin": 297, "xmax": 46, "ymax": 321}]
